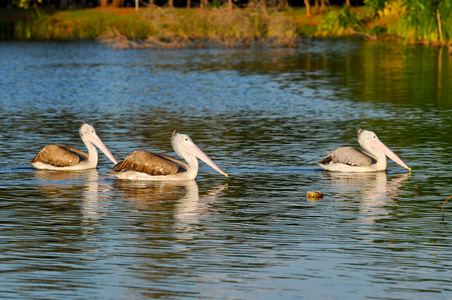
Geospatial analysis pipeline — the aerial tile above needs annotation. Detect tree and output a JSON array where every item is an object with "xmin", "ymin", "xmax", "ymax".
[
  {"xmin": 365, "ymin": 0, "xmax": 452, "ymax": 44},
  {"xmin": 304, "ymin": 0, "xmax": 311, "ymax": 17},
  {"xmin": 110, "ymin": 0, "xmax": 123, "ymax": 6}
]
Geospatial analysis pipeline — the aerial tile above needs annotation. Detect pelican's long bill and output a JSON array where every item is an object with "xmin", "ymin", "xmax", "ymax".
[
  {"xmin": 371, "ymin": 138, "xmax": 411, "ymax": 171},
  {"xmin": 179, "ymin": 140, "xmax": 228, "ymax": 178},
  {"xmin": 86, "ymin": 133, "xmax": 118, "ymax": 165}
]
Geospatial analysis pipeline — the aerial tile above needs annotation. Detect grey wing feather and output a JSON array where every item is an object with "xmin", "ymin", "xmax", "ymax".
[
  {"xmin": 112, "ymin": 150, "xmax": 188, "ymax": 175},
  {"xmin": 319, "ymin": 147, "xmax": 373, "ymax": 167},
  {"xmin": 30, "ymin": 144, "xmax": 88, "ymax": 167}
]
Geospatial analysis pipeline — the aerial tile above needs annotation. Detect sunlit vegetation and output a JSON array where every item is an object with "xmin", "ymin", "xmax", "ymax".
[
  {"xmin": 317, "ymin": 6, "xmax": 365, "ymax": 36},
  {"xmin": 0, "ymin": 0, "xmax": 450, "ymax": 46},
  {"xmin": 0, "ymin": 8, "xmax": 153, "ymax": 39},
  {"xmin": 365, "ymin": 0, "xmax": 452, "ymax": 44},
  {"xmin": 100, "ymin": 7, "xmax": 300, "ymax": 48},
  {"xmin": 0, "ymin": 7, "xmax": 308, "ymax": 45}
]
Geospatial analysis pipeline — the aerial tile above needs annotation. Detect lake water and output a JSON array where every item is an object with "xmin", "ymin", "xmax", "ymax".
[{"xmin": 1, "ymin": 39, "xmax": 452, "ymax": 299}]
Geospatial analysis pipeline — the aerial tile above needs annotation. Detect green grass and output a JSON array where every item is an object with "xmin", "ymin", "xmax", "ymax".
[
  {"xmin": 0, "ymin": 8, "xmax": 154, "ymax": 39},
  {"xmin": 0, "ymin": 7, "xmax": 327, "ymax": 43},
  {"xmin": 0, "ymin": 6, "xmax": 449, "ymax": 46}
]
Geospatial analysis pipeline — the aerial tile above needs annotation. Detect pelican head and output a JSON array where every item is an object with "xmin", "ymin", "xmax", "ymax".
[
  {"xmin": 357, "ymin": 129, "xmax": 410, "ymax": 171},
  {"xmin": 172, "ymin": 130, "xmax": 228, "ymax": 177},
  {"xmin": 79, "ymin": 121, "xmax": 95, "ymax": 137},
  {"xmin": 80, "ymin": 122, "xmax": 118, "ymax": 165}
]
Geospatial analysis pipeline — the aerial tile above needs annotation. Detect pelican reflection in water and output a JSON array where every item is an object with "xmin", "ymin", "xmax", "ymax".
[
  {"xmin": 114, "ymin": 180, "xmax": 227, "ymax": 240},
  {"xmin": 324, "ymin": 172, "xmax": 410, "ymax": 223},
  {"xmin": 33, "ymin": 169, "xmax": 109, "ymax": 223}
]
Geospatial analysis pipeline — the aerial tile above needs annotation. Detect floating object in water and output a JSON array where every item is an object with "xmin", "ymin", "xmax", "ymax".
[
  {"xmin": 307, "ymin": 191, "xmax": 324, "ymax": 200},
  {"xmin": 442, "ymin": 195, "xmax": 452, "ymax": 219}
]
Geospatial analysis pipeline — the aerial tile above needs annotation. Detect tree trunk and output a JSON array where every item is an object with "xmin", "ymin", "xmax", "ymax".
[
  {"xmin": 304, "ymin": 0, "xmax": 311, "ymax": 17},
  {"xmin": 186, "ymin": 0, "xmax": 190, "ymax": 8},
  {"xmin": 100, "ymin": 0, "xmax": 107, "ymax": 7},
  {"xmin": 345, "ymin": 0, "xmax": 350, "ymax": 6},
  {"xmin": 168, "ymin": 0, "xmax": 174, "ymax": 7},
  {"xmin": 110, "ymin": 0, "xmax": 122, "ymax": 6},
  {"xmin": 33, "ymin": 0, "xmax": 40, "ymax": 15}
]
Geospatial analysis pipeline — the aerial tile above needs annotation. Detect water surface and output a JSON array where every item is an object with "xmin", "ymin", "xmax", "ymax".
[{"xmin": 1, "ymin": 39, "xmax": 452, "ymax": 299}]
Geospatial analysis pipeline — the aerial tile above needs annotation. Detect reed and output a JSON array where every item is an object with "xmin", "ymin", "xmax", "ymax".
[
  {"xmin": 99, "ymin": 7, "xmax": 299, "ymax": 48},
  {"xmin": 368, "ymin": 0, "xmax": 452, "ymax": 44}
]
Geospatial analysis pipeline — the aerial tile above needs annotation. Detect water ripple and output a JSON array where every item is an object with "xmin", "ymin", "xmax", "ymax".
[{"xmin": 0, "ymin": 39, "xmax": 451, "ymax": 299}]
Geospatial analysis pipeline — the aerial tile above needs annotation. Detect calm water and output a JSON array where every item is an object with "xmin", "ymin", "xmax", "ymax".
[{"xmin": 1, "ymin": 39, "xmax": 452, "ymax": 299}]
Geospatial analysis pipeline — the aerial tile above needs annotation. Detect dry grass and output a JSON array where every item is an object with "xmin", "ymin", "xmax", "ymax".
[{"xmin": 98, "ymin": 7, "xmax": 299, "ymax": 49}]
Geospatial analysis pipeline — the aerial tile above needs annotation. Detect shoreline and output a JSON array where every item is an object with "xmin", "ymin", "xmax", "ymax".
[{"xmin": 0, "ymin": 7, "xmax": 449, "ymax": 47}]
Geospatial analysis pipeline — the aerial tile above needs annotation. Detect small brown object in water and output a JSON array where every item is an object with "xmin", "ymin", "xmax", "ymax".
[
  {"xmin": 442, "ymin": 195, "xmax": 452, "ymax": 219},
  {"xmin": 307, "ymin": 191, "xmax": 324, "ymax": 200}
]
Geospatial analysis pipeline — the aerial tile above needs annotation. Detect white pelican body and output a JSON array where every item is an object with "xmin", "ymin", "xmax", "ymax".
[
  {"xmin": 30, "ymin": 122, "xmax": 118, "ymax": 170},
  {"xmin": 317, "ymin": 129, "xmax": 411, "ymax": 172},
  {"xmin": 110, "ymin": 131, "xmax": 228, "ymax": 181}
]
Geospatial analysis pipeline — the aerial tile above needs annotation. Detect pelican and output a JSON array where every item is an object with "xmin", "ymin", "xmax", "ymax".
[
  {"xmin": 317, "ymin": 129, "xmax": 411, "ymax": 172},
  {"xmin": 110, "ymin": 130, "xmax": 228, "ymax": 181},
  {"xmin": 30, "ymin": 122, "xmax": 118, "ymax": 170}
]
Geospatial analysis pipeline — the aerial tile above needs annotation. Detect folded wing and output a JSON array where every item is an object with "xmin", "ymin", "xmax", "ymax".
[
  {"xmin": 113, "ymin": 150, "xmax": 189, "ymax": 176},
  {"xmin": 319, "ymin": 147, "xmax": 374, "ymax": 167},
  {"xmin": 30, "ymin": 144, "xmax": 89, "ymax": 167}
]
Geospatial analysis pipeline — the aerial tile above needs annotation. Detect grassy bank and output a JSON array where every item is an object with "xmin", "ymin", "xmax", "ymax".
[
  {"xmin": 0, "ymin": 6, "xmax": 449, "ymax": 47},
  {"xmin": 0, "ymin": 7, "xmax": 314, "ymax": 47},
  {"xmin": 0, "ymin": 8, "xmax": 154, "ymax": 39},
  {"xmin": 100, "ymin": 7, "xmax": 309, "ymax": 48}
]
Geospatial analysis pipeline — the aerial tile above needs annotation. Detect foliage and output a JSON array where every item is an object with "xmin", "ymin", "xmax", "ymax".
[
  {"xmin": 398, "ymin": 0, "xmax": 452, "ymax": 43},
  {"xmin": 365, "ymin": 0, "xmax": 452, "ymax": 44},
  {"xmin": 208, "ymin": 0, "xmax": 223, "ymax": 8},
  {"xmin": 318, "ymin": 6, "xmax": 363, "ymax": 36},
  {"xmin": 2, "ymin": 3, "xmax": 451, "ymax": 45},
  {"xmin": 12, "ymin": 0, "xmax": 41, "ymax": 9},
  {"xmin": 364, "ymin": 0, "xmax": 388, "ymax": 17}
]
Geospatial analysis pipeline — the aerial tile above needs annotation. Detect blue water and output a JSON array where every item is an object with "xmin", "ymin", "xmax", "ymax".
[{"xmin": 1, "ymin": 39, "xmax": 452, "ymax": 299}]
